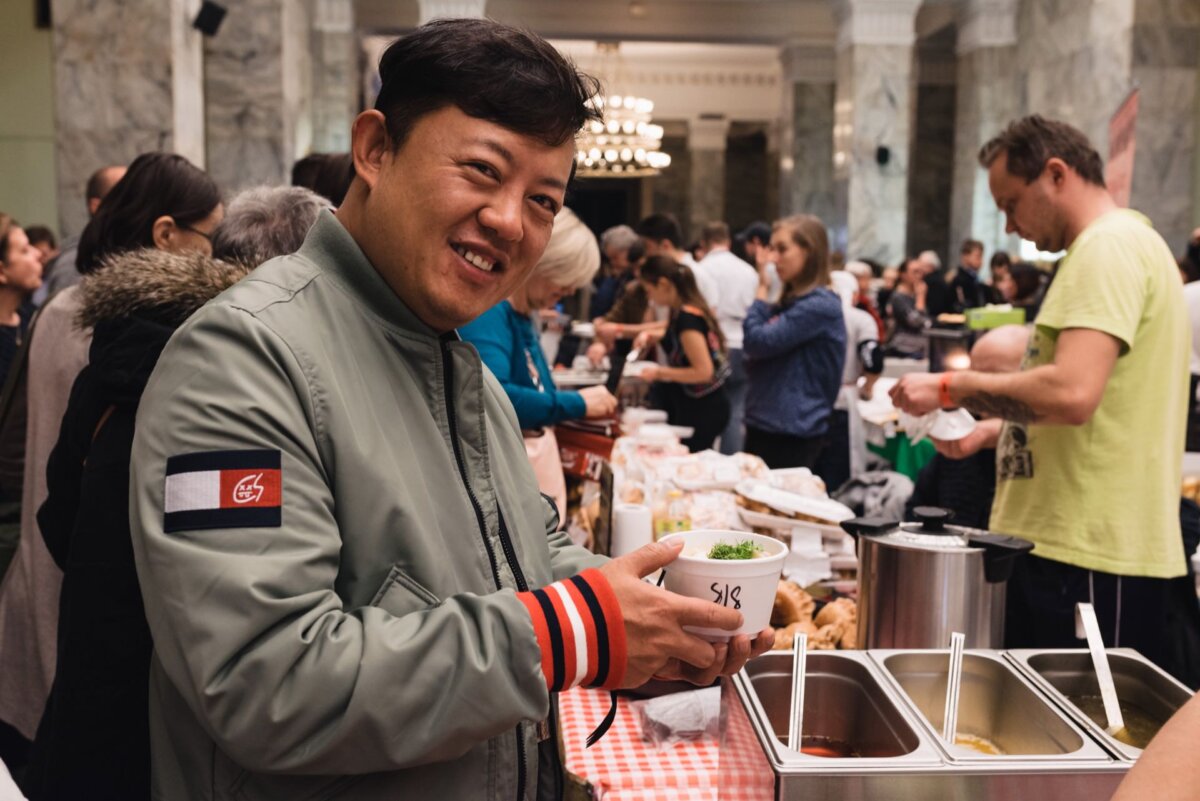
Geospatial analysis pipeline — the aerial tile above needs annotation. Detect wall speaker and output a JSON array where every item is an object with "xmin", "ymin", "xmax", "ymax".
[
  {"xmin": 193, "ymin": 1, "xmax": 227, "ymax": 36},
  {"xmin": 875, "ymin": 146, "xmax": 891, "ymax": 167}
]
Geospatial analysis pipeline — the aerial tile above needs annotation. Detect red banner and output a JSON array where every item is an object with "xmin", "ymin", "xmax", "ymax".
[{"xmin": 1107, "ymin": 88, "xmax": 1139, "ymax": 207}]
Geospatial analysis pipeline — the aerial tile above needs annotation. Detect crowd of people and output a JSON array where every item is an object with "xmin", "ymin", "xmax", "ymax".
[{"xmin": 0, "ymin": 15, "xmax": 1198, "ymax": 801}]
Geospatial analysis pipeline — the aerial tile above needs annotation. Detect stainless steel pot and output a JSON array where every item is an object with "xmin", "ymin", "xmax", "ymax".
[{"xmin": 843, "ymin": 507, "xmax": 1033, "ymax": 649}]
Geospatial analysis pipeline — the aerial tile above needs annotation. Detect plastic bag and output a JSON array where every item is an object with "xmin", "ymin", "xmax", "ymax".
[{"xmin": 630, "ymin": 686, "xmax": 721, "ymax": 747}]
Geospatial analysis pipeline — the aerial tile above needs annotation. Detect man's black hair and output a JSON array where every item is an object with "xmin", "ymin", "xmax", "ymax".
[
  {"xmin": 374, "ymin": 19, "xmax": 601, "ymax": 151},
  {"xmin": 25, "ymin": 225, "xmax": 57, "ymax": 249},
  {"xmin": 740, "ymin": 221, "xmax": 771, "ymax": 246},
  {"xmin": 292, "ymin": 153, "xmax": 355, "ymax": 206},
  {"xmin": 635, "ymin": 213, "xmax": 684, "ymax": 248}
]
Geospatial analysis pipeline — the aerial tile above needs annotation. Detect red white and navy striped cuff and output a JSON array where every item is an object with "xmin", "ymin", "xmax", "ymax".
[{"xmin": 517, "ymin": 568, "xmax": 627, "ymax": 692}]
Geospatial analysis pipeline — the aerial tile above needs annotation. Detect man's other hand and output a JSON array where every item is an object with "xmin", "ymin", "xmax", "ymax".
[
  {"xmin": 932, "ymin": 418, "xmax": 1003, "ymax": 459},
  {"xmin": 599, "ymin": 540, "xmax": 773, "ymax": 688}
]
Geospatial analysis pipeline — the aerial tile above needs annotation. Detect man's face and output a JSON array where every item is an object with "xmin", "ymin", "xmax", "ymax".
[
  {"xmin": 356, "ymin": 106, "xmax": 575, "ymax": 332},
  {"xmin": 962, "ymin": 247, "xmax": 983, "ymax": 271},
  {"xmin": 605, "ymin": 244, "xmax": 630, "ymax": 274},
  {"xmin": 641, "ymin": 237, "xmax": 666, "ymax": 258},
  {"xmin": 988, "ymin": 151, "xmax": 1066, "ymax": 253}
]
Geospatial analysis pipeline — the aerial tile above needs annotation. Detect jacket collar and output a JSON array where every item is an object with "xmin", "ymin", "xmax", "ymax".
[{"xmin": 301, "ymin": 209, "xmax": 439, "ymax": 340}]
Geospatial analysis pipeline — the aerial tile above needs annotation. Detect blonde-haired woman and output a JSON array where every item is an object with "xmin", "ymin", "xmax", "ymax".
[
  {"xmin": 742, "ymin": 214, "xmax": 846, "ymax": 469},
  {"xmin": 460, "ymin": 208, "xmax": 616, "ymax": 517}
]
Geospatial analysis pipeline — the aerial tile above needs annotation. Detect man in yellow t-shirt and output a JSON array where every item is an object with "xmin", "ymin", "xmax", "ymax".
[{"xmin": 890, "ymin": 115, "xmax": 1189, "ymax": 669}]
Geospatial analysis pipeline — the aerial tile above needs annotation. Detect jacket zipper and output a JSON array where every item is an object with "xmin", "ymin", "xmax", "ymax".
[{"xmin": 440, "ymin": 339, "xmax": 530, "ymax": 801}]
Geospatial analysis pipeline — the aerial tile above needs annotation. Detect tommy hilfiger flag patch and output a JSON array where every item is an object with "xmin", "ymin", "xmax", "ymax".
[{"xmin": 163, "ymin": 450, "xmax": 282, "ymax": 532}]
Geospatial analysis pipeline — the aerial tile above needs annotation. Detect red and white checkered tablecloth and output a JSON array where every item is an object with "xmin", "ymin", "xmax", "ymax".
[{"xmin": 558, "ymin": 687, "xmax": 719, "ymax": 801}]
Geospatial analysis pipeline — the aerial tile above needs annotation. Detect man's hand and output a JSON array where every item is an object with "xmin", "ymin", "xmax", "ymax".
[
  {"xmin": 931, "ymin": 418, "xmax": 1002, "ymax": 459},
  {"xmin": 889, "ymin": 372, "xmax": 943, "ymax": 416},
  {"xmin": 585, "ymin": 341, "xmax": 608, "ymax": 368},
  {"xmin": 653, "ymin": 629, "xmax": 774, "ymax": 686},
  {"xmin": 599, "ymin": 540, "xmax": 773, "ymax": 688},
  {"xmin": 579, "ymin": 385, "xmax": 617, "ymax": 418},
  {"xmin": 595, "ymin": 320, "xmax": 621, "ymax": 344},
  {"xmin": 632, "ymin": 330, "xmax": 661, "ymax": 352}
]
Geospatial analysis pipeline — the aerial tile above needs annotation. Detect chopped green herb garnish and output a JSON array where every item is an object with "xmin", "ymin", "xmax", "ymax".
[{"xmin": 707, "ymin": 540, "xmax": 762, "ymax": 560}]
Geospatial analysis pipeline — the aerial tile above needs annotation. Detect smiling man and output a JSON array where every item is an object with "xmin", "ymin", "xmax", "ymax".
[
  {"xmin": 128, "ymin": 19, "xmax": 769, "ymax": 801},
  {"xmin": 889, "ymin": 116, "xmax": 1189, "ymax": 667}
]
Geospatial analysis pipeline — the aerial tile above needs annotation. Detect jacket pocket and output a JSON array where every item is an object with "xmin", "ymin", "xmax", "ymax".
[
  {"xmin": 370, "ymin": 564, "xmax": 441, "ymax": 615},
  {"xmin": 227, "ymin": 769, "xmax": 363, "ymax": 801}
]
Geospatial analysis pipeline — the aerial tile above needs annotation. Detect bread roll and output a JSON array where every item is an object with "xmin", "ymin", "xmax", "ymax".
[
  {"xmin": 772, "ymin": 619, "xmax": 819, "ymax": 650},
  {"xmin": 772, "ymin": 581, "xmax": 815, "ymax": 628},
  {"xmin": 814, "ymin": 597, "xmax": 856, "ymax": 629}
]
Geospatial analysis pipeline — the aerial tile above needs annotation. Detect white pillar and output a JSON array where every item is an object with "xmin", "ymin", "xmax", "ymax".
[
  {"xmin": 950, "ymin": 0, "xmax": 1019, "ymax": 256},
  {"xmin": 778, "ymin": 42, "xmax": 837, "ymax": 222},
  {"xmin": 311, "ymin": 0, "xmax": 357, "ymax": 153},
  {"xmin": 832, "ymin": 0, "xmax": 921, "ymax": 263},
  {"xmin": 418, "ymin": 0, "xmax": 486, "ymax": 24}
]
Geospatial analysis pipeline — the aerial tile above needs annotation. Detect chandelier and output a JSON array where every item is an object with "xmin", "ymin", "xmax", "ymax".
[{"xmin": 575, "ymin": 43, "xmax": 671, "ymax": 178}]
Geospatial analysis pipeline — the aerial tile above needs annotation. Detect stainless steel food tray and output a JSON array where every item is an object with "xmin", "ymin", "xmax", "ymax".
[
  {"xmin": 869, "ymin": 648, "xmax": 1113, "ymax": 764},
  {"xmin": 1005, "ymin": 648, "xmax": 1194, "ymax": 761}
]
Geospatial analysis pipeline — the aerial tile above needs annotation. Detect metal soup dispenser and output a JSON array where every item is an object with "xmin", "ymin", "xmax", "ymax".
[{"xmin": 841, "ymin": 507, "xmax": 1033, "ymax": 649}]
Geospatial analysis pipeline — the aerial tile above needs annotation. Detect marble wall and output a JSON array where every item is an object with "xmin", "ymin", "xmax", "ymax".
[
  {"xmin": 1127, "ymin": 0, "xmax": 1199, "ymax": 253},
  {"xmin": 688, "ymin": 148, "xmax": 726, "ymax": 239},
  {"xmin": 204, "ymin": 0, "xmax": 312, "ymax": 194},
  {"xmin": 835, "ymin": 44, "xmax": 915, "ymax": 265},
  {"xmin": 786, "ymin": 82, "xmax": 837, "ymax": 225},
  {"xmin": 1014, "ymin": 0, "xmax": 1134, "ymax": 161},
  {"xmin": 650, "ymin": 135, "xmax": 692, "ymax": 237},
  {"xmin": 907, "ymin": 83, "xmax": 957, "ymax": 264},
  {"xmin": 950, "ymin": 44, "xmax": 1019, "ymax": 255},
  {"xmin": 51, "ymin": 0, "xmax": 205, "ymax": 237},
  {"xmin": 725, "ymin": 127, "xmax": 772, "ymax": 232}
]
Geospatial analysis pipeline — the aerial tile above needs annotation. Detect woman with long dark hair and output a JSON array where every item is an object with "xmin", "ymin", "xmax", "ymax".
[
  {"xmin": 633, "ymin": 255, "xmax": 730, "ymax": 451},
  {"xmin": 997, "ymin": 260, "xmax": 1046, "ymax": 321},
  {"xmin": 76, "ymin": 152, "xmax": 223, "ymax": 274},
  {"xmin": 742, "ymin": 214, "xmax": 845, "ymax": 469}
]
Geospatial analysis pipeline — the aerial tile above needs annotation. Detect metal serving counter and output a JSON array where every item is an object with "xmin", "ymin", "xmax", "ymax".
[{"xmin": 718, "ymin": 648, "xmax": 1188, "ymax": 801}]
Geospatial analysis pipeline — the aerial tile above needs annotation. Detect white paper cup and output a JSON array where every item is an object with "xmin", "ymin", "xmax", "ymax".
[
  {"xmin": 658, "ymin": 530, "xmax": 787, "ymax": 642},
  {"xmin": 611, "ymin": 503, "xmax": 653, "ymax": 557}
]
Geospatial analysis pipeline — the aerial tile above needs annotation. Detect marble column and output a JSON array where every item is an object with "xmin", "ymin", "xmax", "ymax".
[
  {"xmin": 687, "ymin": 116, "xmax": 730, "ymax": 241},
  {"xmin": 949, "ymin": 0, "xmax": 1018, "ymax": 257},
  {"xmin": 832, "ymin": 0, "xmax": 921, "ymax": 264},
  {"xmin": 311, "ymin": 0, "xmax": 357, "ymax": 154},
  {"xmin": 204, "ymin": 0, "xmax": 313, "ymax": 193},
  {"xmin": 1127, "ymin": 0, "xmax": 1199, "ymax": 254},
  {"xmin": 51, "ymin": 0, "xmax": 205, "ymax": 238},
  {"xmin": 418, "ymin": 0, "xmax": 486, "ymax": 23},
  {"xmin": 778, "ymin": 43, "xmax": 837, "ymax": 224}
]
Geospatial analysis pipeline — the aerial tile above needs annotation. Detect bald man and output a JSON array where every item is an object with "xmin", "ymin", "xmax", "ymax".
[
  {"xmin": 904, "ymin": 325, "xmax": 1029, "ymax": 528},
  {"xmin": 36, "ymin": 164, "xmax": 127, "ymax": 303}
]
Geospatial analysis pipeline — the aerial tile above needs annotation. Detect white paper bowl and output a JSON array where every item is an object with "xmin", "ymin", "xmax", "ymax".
[
  {"xmin": 658, "ymin": 530, "xmax": 787, "ymax": 641},
  {"xmin": 929, "ymin": 408, "xmax": 977, "ymax": 441}
]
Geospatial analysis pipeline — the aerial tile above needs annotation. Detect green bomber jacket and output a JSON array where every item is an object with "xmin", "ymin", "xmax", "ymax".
[{"xmin": 129, "ymin": 211, "xmax": 611, "ymax": 801}]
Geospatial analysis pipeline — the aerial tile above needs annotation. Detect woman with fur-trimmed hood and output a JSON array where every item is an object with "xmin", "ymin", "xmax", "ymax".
[
  {"xmin": 20, "ymin": 249, "xmax": 252, "ymax": 799},
  {"xmin": 20, "ymin": 184, "xmax": 325, "ymax": 800}
]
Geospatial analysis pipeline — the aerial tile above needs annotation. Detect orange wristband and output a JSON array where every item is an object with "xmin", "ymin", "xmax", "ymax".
[{"xmin": 938, "ymin": 372, "xmax": 954, "ymax": 409}]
